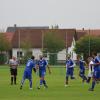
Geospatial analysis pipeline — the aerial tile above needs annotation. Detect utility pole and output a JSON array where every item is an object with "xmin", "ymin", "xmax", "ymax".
[
  {"xmin": 41, "ymin": 30, "xmax": 44, "ymax": 53},
  {"xmin": 88, "ymin": 29, "xmax": 91, "ymax": 56},
  {"xmin": 66, "ymin": 32, "xmax": 68, "ymax": 59},
  {"xmin": 18, "ymin": 29, "xmax": 20, "ymax": 63}
]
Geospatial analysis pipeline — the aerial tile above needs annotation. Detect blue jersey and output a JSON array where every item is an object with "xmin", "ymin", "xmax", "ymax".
[
  {"xmin": 79, "ymin": 60, "xmax": 85, "ymax": 71},
  {"xmin": 66, "ymin": 59, "xmax": 74, "ymax": 68},
  {"xmin": 25, "ymin": 59, "xmax": 35, "ymax": 74},
  {"xmin": 38, "ymin": 59, "xmax": 47, "ymax": 71},
  {"xmin": 93, "ymin": 57, "xmax": 100, "ymax": 71}
]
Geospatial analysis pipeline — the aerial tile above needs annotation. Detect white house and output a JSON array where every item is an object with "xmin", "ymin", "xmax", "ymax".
[{"xmin": 6, "ymin": 28, "xmax": 77, "ymax": 61}]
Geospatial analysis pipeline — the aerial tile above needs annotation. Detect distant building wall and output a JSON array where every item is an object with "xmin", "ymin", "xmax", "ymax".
[{"xmin": 12, "ymin": 48, "xmax": 67, "ymax": 61}]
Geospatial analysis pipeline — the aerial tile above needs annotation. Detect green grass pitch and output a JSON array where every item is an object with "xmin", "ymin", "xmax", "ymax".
[{"xmin": 0, "ymin": 65, "xmax": 100, "ymax": 100}]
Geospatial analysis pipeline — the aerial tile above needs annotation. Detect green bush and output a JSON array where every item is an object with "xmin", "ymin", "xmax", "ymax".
[
  {"xmin": 49, "ymin": 53, "xmax": 57, "ymax": 65},
  {"xmin": 21, "ymin": 51, "xmax": 32, "ymax": 64},
  {"xmin": 0, "ymin": 54, "xmax": 7, "ymax": 64}
]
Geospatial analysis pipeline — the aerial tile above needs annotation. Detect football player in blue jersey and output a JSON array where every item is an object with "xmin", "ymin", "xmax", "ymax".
[
  {"xmin": 20, "ymin": 56, "xmax": 36, "ymax": 90},
  {"xmin": 77, "ymin": 55, "xmax": 87, "ymax": 83},
  {"xmin": 37, "ymin": 55, "xmax": 51, "ymax": 89},
  {"xmin": 65, "ymin": 55, "xmax": 75, "ymax": 87},
  {"xmin": 89, "ymin": 52, "xmax": 100, "ymax": 91}
]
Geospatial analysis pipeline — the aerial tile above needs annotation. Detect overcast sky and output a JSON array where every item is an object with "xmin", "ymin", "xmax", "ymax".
[{"xmin": 0, "ymin": 0, "xmax": 100, "ymax": 30}]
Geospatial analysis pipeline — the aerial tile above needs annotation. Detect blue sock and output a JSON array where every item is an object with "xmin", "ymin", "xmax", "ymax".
[
  {"xmin": 40, "ymin": 79, "xmax": 43, "ymax": 85},
  {"xmin": 43, "ymin": 80, "xmax": 46, "ymax": 85},
  {"xmin": 29, "ymin": 79, "xmax": 32, "ymax": 88},
  {"xmin": 91, "ymin": 81, "xmax": 96, "ymax": 89}
]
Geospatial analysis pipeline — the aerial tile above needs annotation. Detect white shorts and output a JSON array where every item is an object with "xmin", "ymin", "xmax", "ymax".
[{"xmin": 88, "ymin": 71, "xmax": 93, "ymax": 77}]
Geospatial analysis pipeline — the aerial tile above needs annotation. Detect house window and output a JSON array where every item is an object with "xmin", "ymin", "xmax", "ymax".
[
  {"xmin": 43, "ymin": 53, "xmax": 48, "ymax": 57},
  {"xmin": 17, "ymin": 51, "xmax": 23, "ymax": 58}
]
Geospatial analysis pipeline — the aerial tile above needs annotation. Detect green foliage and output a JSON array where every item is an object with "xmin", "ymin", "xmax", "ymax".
[
  {"xmin": 44, "ymin": 31, "xmax": 65, "ymax": 53},
  {"xmin": 0, "ymin": 33, "xmax": 11, "ymax": 51},
  {"xmin": 0, "ymin": 33, "xmax": 11, "ymax": 64},
  {"xmin": 20, "ymin": 38, "xmax": 32, "ymax": 64},
  {"xmin": 44, "ymin": 31, "xmax": 65, "ymax": 64},
  {"xmin": 21, "ymin": 51, "xmax": 32, "ymax": 64},
  {"xmin": 74, "ymin": 35, "xmax": 100, "ymax": 59},
  {"xmin": 0, "ymin": 54, "xmax": 7, "ymax": 64},
  {"xmin": 20, "ymin": 38, "xmax": 32, "ymax": 50},
  {"xmin": 49, "ymin": 53, "xmax": 57, "ymax": 65}
]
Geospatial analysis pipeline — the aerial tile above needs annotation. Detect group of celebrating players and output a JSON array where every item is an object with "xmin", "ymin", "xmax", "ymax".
[{"xmin": 9, "ymin": 52, "xmax": 100, "ymax": 91}]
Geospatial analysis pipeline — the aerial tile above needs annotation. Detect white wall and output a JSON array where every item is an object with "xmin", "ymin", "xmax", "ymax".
[
  {"xmin": 31, "ymin": 49, "xmax": 42, "ymax": 59},
  {"xmin": 12, "ymin": 48, "xmax": 42, "ymax": 59},
  {"xmin": 57, "ymin": 49, "xmax": 66, "ymax": 60},
  {"xmin": 12, "ymin": 48, "xmax": 76, "ymax": 61},
  {"xmin": 68, "ymin": 38, "xmax": 77, "ymax": 60},
  {"xmin": 12, "ymin": 48, "xmax": 19, "ymax": 57}
]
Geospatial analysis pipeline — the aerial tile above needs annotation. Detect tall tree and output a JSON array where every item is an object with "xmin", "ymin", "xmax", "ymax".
[
  {"xmin": 74, "ymin": 35, "xmax": 100, "ymax": 60},
  {"xmin": 43, "ymin": 31, "xmax": 65, "ymax": 65},
  {"xmin": 0, "ymin": 33, "xmax": 11, "ymax": 64},
  {"xmin": 20, "ymin": 37, "xmax": 32, "ymax": 63},
  {"xmin": 0, "ymin": 33, "xmax": 11, "ymax": 51}
]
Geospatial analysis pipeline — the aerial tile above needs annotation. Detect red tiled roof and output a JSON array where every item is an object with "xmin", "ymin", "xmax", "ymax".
[
  {"xmin": 5, "ymin": 32, "xmax": 14, "ymax": 43},
  {"xmin": 12, "ymin": 29, "xmax": 76, "ymax": 48},
  {"xmin": 76, "ymin": 31, "xmax": 87, "ymax": 41},
  {"xmin": 85, "ymin": 30, "xmax": 100, "ymax": 36},
  {"xmin": 77, "ymin": 29, "xmax": 100, "ymax": 37}
]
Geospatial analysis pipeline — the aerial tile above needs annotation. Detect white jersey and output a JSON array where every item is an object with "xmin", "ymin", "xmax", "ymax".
[
  {"xmin": 88, "ymin": 61, "xmax": 94, "ymax": 77},
  {"xmin": 9, "ymin": 59, "xmax": 18, "ymax": 69}
]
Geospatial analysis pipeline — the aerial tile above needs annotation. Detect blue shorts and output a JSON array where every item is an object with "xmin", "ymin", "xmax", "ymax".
[
  {"xmin": 93, "ymin": 70, "xmax": 100, "ymax": 79},
  {"xmin": 23, "ymin": 71, "xmax": 32, "ymax": 80},
  {"xmin": 79, "ymin": 70, "xmax": 85, "ymax": 77},
  {"xmin": 66, "ymin": 67, "xmax": 74, "ymax": 77},
  {"xmin": 39, "ymin": 70, "xmax": 46, "ymax": 77}
]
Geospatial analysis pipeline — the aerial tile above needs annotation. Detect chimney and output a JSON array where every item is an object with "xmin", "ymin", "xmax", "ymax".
[
  {"xmin": 14, "ymin": 24, "xmax": 17, "ymax": 28},
  {"xmin": 82, "ymin": 28, "xmax": 84, "ymax": 31},
  {"xmin": 14, "ymin": 24, "xmax": 17, "ymax": 32}
]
